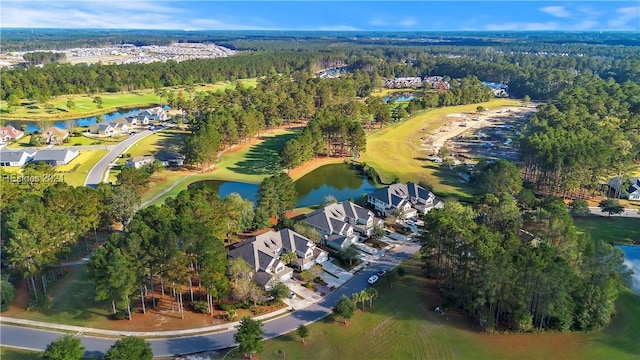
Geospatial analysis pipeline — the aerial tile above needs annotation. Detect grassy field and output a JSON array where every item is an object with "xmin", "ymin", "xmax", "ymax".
[
  {"xmin": 57, "ymin": 149, "xmax": 109, "ymax": 187},
  {"xmin": 574, "ymin": 216, "xmax": 640, "ymax": 244},
  {"xmin": 360, "ymin": 99, "xmax": 520, "ymax": 201},
  {"xmin": 124, "ymin": 129, "xmax": 188, "ymax": 158},
  {"xmin": 231, "ymin": 253, "xmax": 640, "ymax": 360},
  {"xmin": 0, "ymin": 347, "xmax": 39, "ymax": 360},
  {"xmin": 0, "ymin": 78, "xmax": 258, "ymax": 121}
]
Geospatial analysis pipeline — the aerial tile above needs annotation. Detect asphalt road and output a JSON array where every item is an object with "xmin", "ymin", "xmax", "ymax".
[
  {"xmin": 588, "ymin": 207, "xmax": 640, "ymax": 218},
  {"xmin": 83, "ymin": 130, "xmax": 153, "ymax": 187},
  {"xmin": 0, "ymin": 242, "xmax": 420, "ymax": 357}
]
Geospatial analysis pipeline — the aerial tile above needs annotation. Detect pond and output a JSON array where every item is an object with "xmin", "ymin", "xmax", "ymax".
[
  {"xmin": 189, "ymin": 163, "xmax": 377, "ymax": 208},
  {"xmin": 618, "ymin": 245, "xmax": 640, "ymax": 295},
  {"xmin": 383, "ymin": 95, "xmax": 415, "ymax": 103}
]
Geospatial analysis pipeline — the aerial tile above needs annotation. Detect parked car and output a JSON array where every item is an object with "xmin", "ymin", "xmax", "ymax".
[
  {"xmin": 406, "ymin": 220, "xmax": 415, "ymax": 226},
  {"xmin": 376, "ymin": 269, "xmax": 387, "ymax": 277},
  {"xmin": 368, "ymin": 275, "xmax": 379, "ymax": 284}
]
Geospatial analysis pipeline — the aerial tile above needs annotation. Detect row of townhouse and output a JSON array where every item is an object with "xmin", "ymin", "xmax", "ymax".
[
  {"xmin": 0, "ymin": 148, "xmax": 79, "ymax": 167},
  {"xmin": 0, "ymin": 126, "xmax": 69, "ymax": 146},
  {"xmin": 88, "ymin": 107, "xmax": 168, "ymax": 136},
  {"xmin": 230, "ymin": 183, "xmax": 442, "ymax": 289}
]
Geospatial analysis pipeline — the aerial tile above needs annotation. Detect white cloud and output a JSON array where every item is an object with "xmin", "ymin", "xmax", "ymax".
[
  {"xmin": 539, "ymin": 6, "xmax": 571, "ymax": 18},
  {"xmin": 485, "ymin": 22, "xmax": 559, "ymax": 31},
  {"xmin": 369, "ymin": 17, "xmax": 418, "ymax": 28},
  {"xmin": 399, "ymin": 18, "xmax": 418, "ymax": 28},
  {"xmin": 607, "ymin": 6, "xmax": 640, "ymax": 29},
  {"xmin": 573, "ymin": 20, "xmax": 599, "ymax": 30}
]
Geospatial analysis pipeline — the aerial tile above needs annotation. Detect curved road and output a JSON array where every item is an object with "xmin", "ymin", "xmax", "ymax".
[
  {"xmin": 0, "ymin": 243, "xmax": 420, "ymax": 357},
  {"xmin": 84, "ymin": 130, "xmax": 153, "ymax": 187}
]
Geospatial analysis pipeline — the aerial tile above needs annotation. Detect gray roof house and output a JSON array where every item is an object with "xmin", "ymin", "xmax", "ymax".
[
  {"xmin": 609, "ymin": 177, "xmax": 640, "ymax": 201},
  {"xmin": 367, "ymin": 182, "xmax": 443, "ymax": 219},
  {"xmin": 228, "ymin": 228, "xmax": 327, "ymax": 289},
  {"xmin": 155, "ymin": 151, "xmax": 185, "ymax": 167},
  {"xmin": 89, "ymin": 121, "xmax": 128, "ymax": 136},
  {"xmin": 126, "ymin": 156, "xmax": 155, "ymax": 169},
  {"xmin": 141, "ymin": 107, "xmax": 168, "ymax": 121},
  {"xmin": 32, "ymin": 148, "xmax": 79, "ymax": 166},
  {"xmin": 0, "ymin": 149, "xmax": 37, "ymax": 167},
  {"xmin": 302, "ymin": 200, "xmax": 382, "ymax": 250},
  {"xmin": 629, "ymin": 179, "xmax": 640, "ymax": 201}
]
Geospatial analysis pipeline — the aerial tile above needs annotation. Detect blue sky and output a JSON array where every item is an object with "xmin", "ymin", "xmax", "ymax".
[{"xmin": 1, "ymin": 1, "xmax": 639, "ymax": 31}]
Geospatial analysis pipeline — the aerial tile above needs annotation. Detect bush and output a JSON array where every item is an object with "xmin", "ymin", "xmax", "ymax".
[
  {"xmin": 113, "ymin": 311, "xmax": 128, "ymax": 320},
  {"xmin": 192, "ymin": 301, "xmax": 210, "ymax": 314},
  {"xmin": 250, "ymin": 306, "xmax": 265, "ymax": 315},
  {"xmin": 27, "ymin": 295, "xmax": 50, "ymax": 311},
  {"xmin": 397, "ymin": 266, "xmax": 406, "ymax": 277},
  {"xmin": 0, "ymin": 279, "xmax": 15, "ymax": 312}
]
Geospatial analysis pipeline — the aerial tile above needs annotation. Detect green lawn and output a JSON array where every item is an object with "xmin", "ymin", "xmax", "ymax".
[
  {"xmin": 0, "ymin": 78, "xmax": 258, "ymax": 121},
  {"xmin": 125, "ymin": 129, "xmax": 188, "ymax": 158},
  {"xmin": 140, "ymin": 170, "xmax": 193, "ymax": 204},
  {"xmin": 11, "ymin": 265, "xmax": 111, "ymax": 327},
  {"xmin": 57, "ymin": 149, "xmax": 109, "ymax": 187},
  {"xmin": 574, "ymin": 216, "xmax": 640, "ymax": 244},
  {"xmin": 361, "ymin": 99, "xmax": 520, "ymax": 201},
  {"xmin": 0, "ymin": 347, "xmax": 40, "ymax": 360}
]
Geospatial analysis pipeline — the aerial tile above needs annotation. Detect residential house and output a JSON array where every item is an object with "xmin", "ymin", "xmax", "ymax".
[
  {"xmin": 126, "ymin": 156, "xmax": 155, "ymax": 169},
  {"xmin": 155, "ymin": 151, "xmax": 185, "ymax": 167},
  {"xmin": 123, "ymin": 114, "xmax": 149, "ymax": 127},
  {"xmin": 32, "ymin": 148, "xmax": 79, "ymax": 166},
  {"xmin": 629, "ymin": 179, "xmax": 640, "ymax": 201},
  {"xmin": 228, "ymin": 228, "xmax": 328, "ymax": 289},
  {"xmin": 0, "ymin": 126, "xmax": 25, "ymax": 142},
  {"xmin": 88, "ymin": 121, "xmax": 127, "ymax": 136},
  {"xmin": 302, "ymin": 200, "xmax": 382, "ymax": 251},
  {"xmin": 140, "ymin": 107, "xmax": 168, "ymax": 121},
  {"xmin": 368, "ymin": 182, "xmax": 443, "ymax": 219},
  {"xmin": 40, "ymin": 127, "xmax": 69, "ymax": 145},
  {"xmin": 608, "ymin": 177, "xmax": 640, "ymax": 201},
  {"xmin": 0, "ymin": 149, "xmax": 37, "ymax": 167}
]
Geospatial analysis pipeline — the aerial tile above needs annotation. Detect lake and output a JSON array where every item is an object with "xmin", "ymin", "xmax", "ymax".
[
  {"xmin": 5, "ymin": 108, "xmax": 143, "ymax": 133},
  {"xmin": 618, "ymin": 245, "xmax": 640, "ymax": 295},
  {"xmin": 189, "ymin": 163, "xmax": 377, "ymax": 208},
  {"xmin": 383, "ymin": 95, "xmax": 415, "ymax": 103}
]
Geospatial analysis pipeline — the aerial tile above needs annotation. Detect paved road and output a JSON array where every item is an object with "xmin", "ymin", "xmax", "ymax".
[
  {"xmin": 588, "ymin": 207, "xmax": 640, "ymax": 218},
  {"xmin": 84, "ymin": 130, "xmax": 153, "ymax": 187},
  {"xmin": 0, "ymin": 242, "xmax": 420, "ymax": 357}
]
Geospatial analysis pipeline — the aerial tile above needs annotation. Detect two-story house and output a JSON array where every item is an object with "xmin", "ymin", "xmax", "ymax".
[
  {"xmin": 302, "ymin": 200, "xmax": 382, "ymax": 251},
  {"xmin": 368, "ymin": 182, "xmax": 443, "ymax": 219},
  {"xmin": 228, "ymin": 228, "xmax": 328, "ymax": 289}
]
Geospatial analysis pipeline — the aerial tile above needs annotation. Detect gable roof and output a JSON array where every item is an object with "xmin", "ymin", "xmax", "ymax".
[
  {"xmin": 0, "ymin": 149, "xmax": 37, "ymax": 162},
  {"xmin": 369, "ymin": 182, "xmax": 435, "ymax": 207},
  {"xmin": 0, "ymin": 126, "xmax": 25, "ymax": 139},
  {"xmin": 32, "ymin": 148, "xmax": 78, "ymax": 162},
  {"xmin": 303, "ymin": 200, "xmax": 373, "ymax": 235}
]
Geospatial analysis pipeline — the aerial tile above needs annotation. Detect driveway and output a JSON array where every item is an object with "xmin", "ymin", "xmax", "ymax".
[
  {"xmin": 84, "ymin": 130, "xmax": 153, "ymax": 187},
  {"xmin": 0, "ymin": 242, "xmax": 420, "ymax": 357}
]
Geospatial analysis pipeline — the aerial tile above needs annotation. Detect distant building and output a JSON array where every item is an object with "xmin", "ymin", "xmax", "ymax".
[
  {"xmin": 88, "ymin": 121, "xmax": 128, "ymax": 136},
  {"xmin": 140, "ymin": 107, "xmax": 168, "ymax": 121},
  {"xmin": 0, "ymin": 126, "xmax": 25, "ymax": 142},
  {"xmin": 40, "ymin": 127, "xmax": 69, "ymax": 145},
  {"xmin": 154, "ymin": 151, "xmax": 185, "ymax": 167},
  {"xmin": 32, "ymin": 148, "xmax": 79, "ymax": 166},
  {"xmin": 126, "ymin": 156, "xmax": 155, "ymax": 169},
  {"xmin": 0, "ymin": 149, "xmax": 37, "ymax": 167}
]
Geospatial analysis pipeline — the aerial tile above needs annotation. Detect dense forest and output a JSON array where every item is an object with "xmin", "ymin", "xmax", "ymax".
[
  {"xmin": 421, "ymin": 160, "xmax": 629, "ymax": 332},
  {"xmin": 519, "ymin": 75, "xmax": 640, "ymax": 198}
]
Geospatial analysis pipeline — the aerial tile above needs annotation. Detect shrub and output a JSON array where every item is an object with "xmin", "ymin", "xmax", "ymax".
[
  {"xmin": 192, "ymin": 301, "xmax": 210, "ymax": 314},
  {"xmin": 0, "ymin": 279, "xmax": 15, "ymax": 312},
  {"xmin": 250, "ymin": 306, "xmax": 265, "ymax": 315},
  {"xmin": 27, "ymin": 295, "xmax": 50, "ymax": 311},
  {"xmin": 113, "ymin": 311, "xmax": 128, "ymax": 320},
  {"xmin": 397, "ymin": 266, "xmax": 406, "ymax": 277}
]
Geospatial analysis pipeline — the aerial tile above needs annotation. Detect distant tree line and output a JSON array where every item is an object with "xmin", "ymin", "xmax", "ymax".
[{"xmin": 22, "ymin": 51, "xmax": 66, "ymax": 65}]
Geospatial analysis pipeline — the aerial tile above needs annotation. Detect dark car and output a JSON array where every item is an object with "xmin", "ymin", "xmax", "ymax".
[{"xmin": 376, "ymin": 269, "xmax": 387, "ymax": 277}]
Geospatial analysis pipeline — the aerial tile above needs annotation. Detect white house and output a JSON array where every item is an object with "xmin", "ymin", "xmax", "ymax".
[
  {"xmin": 228, "ymin": 228, "xmax": 328, "ymax": 289},
  {"xmin": 40, "ymin": 127, "xmax": 69, "ymax": 145},
  {"xmin": 368, "ymin": 182, "xmax": 443, "ymax": 219},
  {"xmin": 302, "ymin": 200, "xmax": 382, "ymax": 251},
  {"xmin": 627, "ymin": 178, "xmax": 640, "ymax": 201},
  {"xmin": 0, "ymin": 149, "xmax": 37, "ymax": 167},
  {"xmin": 89, "ymin": 121, "xmax": 128, "ymax": 136},
  {"xmin": 126, "ymin": 156, "xmax": 155, "ymax": 169},
  {"xmin": 32, "ymin": 148, "xmax": 79, "ymax": 166},
  {"xmin": 140, "ymin": 107, "xmax": 168, "ymax": 121}
]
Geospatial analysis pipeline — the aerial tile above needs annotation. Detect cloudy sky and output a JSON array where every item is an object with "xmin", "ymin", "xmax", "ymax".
[{"xmin": 1, "ymin": 1, "xmax": 638, "ymax": 31}]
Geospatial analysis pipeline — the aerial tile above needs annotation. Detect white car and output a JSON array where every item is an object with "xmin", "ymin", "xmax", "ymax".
[
  {"xmin": 367, "ymin": 275, "xmax": 379, "ymax": 284},
  {"xmin": 406, "ymin": 220, "xmax": 415, "ymax": 226}
]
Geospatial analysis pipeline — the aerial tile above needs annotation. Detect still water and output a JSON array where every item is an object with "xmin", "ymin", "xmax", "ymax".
[
  {"xmin": 618, "ymin": 245, "xmax": 640, "ymax": 295},
  {"xmin": 189, "ymin": 163, "xmax": 377, "ymax": 208}
]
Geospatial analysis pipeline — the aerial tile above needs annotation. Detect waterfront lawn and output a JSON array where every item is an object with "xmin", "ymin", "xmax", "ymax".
[
  {"xmin": 0, "ymin": 78, "xmax": 258, "ymax": 121},
  {"xmin": 361, "ymin": 99, "xmax": 519, "ymax": 201},
  {"xmin": 574, "ymin": 217, "xmax": 640, "ymax": 245},
  {"xmin": 139, "ymin": 170, "xmax": 192, "ymax": 204},
  {"xmin": 57, "ymin": 149, "xmax": 109, "ymax": 187},
  {"xmin": 212, "ymin": 129, "xmax": 298, "ymax": 184}
]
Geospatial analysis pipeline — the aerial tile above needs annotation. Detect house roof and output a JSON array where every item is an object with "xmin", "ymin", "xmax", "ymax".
[
  {"xmin": 228, "ymin": 228, "xmax": 316, "ymax": 274},
  {"xmin": 628, "ymin": 178, "xmax": 640, "ymax": 195},
  {"xmin": 155, "ymin": 151, "xmax": 185, "ymax": 162},
  {"xmin": 369, "ymin": 182, "xmax": 436, "ymax": 208},
  {"xmin": 40, "ymin": 126, "xmax": 68, "ymax": 138},
  {"xmin": 303, "ymin": 200, "xmax": 373, "ymax": 236},
  {"xmin": 0, "ymin": 150, "xmax": 36, "ymax": 162},
  {"xmin": 0, "ymin": 126, "xmax": 24, "ymax": 139},
  {"xmin": 32, "ymin": 148, "xmax": 78, "ymax": 162}
]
